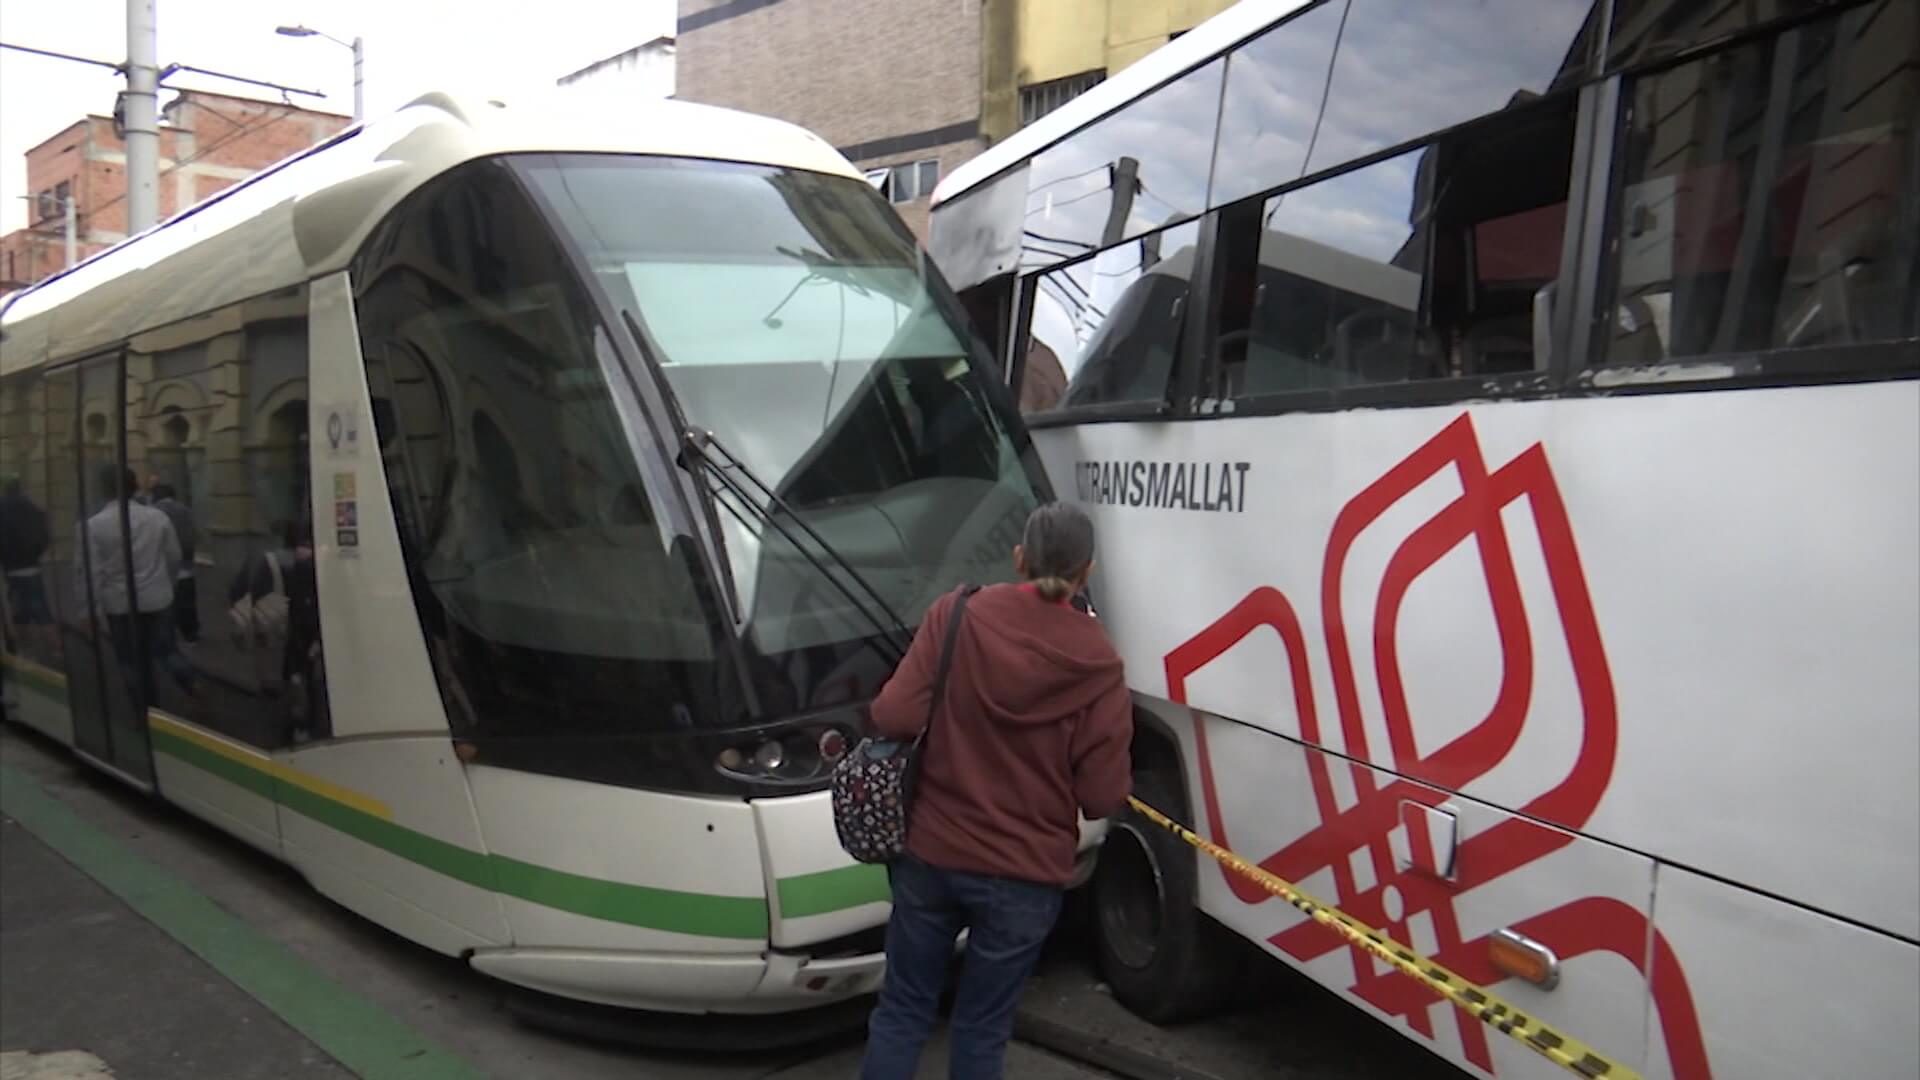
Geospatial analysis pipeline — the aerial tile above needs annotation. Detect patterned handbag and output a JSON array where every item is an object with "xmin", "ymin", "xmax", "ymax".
[{"xmin": 830, "ymin": 584, "xmax": 979, "ymax": 865}]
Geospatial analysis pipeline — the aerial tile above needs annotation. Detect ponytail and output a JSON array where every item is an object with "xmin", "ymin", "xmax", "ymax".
[
  {"xmin": 1020, "ymin": 502, "xmax": 1096, "ymax": 601},
  {"xmin": 1031, "ymin": 576, "xmax": 1075, "ymax": 603}
]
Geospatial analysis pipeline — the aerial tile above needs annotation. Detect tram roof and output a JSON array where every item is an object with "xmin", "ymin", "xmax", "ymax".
[
  {"xmin": 930, "ymin": 0, "xmax": 1313, "ymax": 211},
  {"xmin": 0, "ymin": 91, "xmax": 861, "ymax": 375}
]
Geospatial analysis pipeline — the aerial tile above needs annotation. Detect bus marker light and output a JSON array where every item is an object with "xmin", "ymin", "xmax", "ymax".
[{"xmin": 1489, "ymin": 928, "xmax": 1560, "ymax": 991}]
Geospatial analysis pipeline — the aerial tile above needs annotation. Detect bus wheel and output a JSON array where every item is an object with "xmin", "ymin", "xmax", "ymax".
[{"xmin": 1091, "ymin": 768, "xmax": 1246, "ymax": 1023}]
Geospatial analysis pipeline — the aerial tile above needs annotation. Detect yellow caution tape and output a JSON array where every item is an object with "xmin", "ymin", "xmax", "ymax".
[{"xmin": 1126, "ymin": 795, "xmax": 1641, "ymax": 1080}]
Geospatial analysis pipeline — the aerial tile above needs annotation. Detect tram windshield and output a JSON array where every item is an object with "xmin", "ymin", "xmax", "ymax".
[{"xmin": 521, "ymin": 155, "xmax": 1043, "ymax": 703}]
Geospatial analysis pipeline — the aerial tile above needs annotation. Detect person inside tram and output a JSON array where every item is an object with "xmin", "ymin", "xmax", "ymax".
[
  {"xmin": 148, "ymin": 483, "xmax": 199, "ymax": 645},
  {"xmin": 81, "ymin": 465, "xmax": 196, "ymax": 705},
  {"xmin": 0, "ymin": 476, "xmax": 58, "ymax": 661},
  {"xmin": 860, "ymin": 501, "xmax": 1133, "ymax": 1080}
]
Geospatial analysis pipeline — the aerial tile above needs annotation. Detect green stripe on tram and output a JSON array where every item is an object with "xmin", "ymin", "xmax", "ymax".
[
  {"xmin": 778, "ymin": 863, "xmax": 891, "ymax": 918},
  {"xmin": 149, "ymin": 736, "xmax": 772, "ymax": 939},
  {"xmin": 12, "ymin": 664, "xmax": 818, "ymax": 937}
]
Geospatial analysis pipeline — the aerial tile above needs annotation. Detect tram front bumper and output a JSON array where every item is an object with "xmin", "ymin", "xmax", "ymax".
[{"xmin": 470, "ymin": 942, "xmax": 887, "ymax": 1015}]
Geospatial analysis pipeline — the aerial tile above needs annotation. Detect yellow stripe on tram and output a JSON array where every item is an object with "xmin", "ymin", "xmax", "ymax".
[
  {"xmin": 1127, "ymin": 795, "xmax": 1642, "ymax": 1080},
  {"xmin": 146, "ymin": 713, "xmax": 393, "ymax": 821},
  {"xmin": 0, "ymin": 664, "xmax": 396, "ymax": 823},
  {"xmin": 1, "ymin": 652, "xmax": 67, "ymax": 688}
]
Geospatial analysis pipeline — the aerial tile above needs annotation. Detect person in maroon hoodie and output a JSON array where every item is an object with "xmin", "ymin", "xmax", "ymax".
[{"xmin": 859, "ymin": 501, "xmax": 1133, "ymax": 1080}]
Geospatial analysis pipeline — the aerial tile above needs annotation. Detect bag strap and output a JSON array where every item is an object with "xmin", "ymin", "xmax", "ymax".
[{"xmin": 917, "ymin": 584, "xmax": 980, "ymax": 743}]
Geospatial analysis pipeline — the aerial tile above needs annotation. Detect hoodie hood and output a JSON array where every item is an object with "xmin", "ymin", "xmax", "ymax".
[{"xmin": 950, "ymin": 583, "xmax": 1126, "ymax": 727}]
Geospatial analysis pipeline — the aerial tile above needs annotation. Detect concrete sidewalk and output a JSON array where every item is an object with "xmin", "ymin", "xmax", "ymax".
[{"xmin": 0, "ymin": 813, "xmax": 356, "ymax": 1079}]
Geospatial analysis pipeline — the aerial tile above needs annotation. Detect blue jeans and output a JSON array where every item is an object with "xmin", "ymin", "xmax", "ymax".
[{"xmin": 861, "ymin": 855, "xmax": 1063, "ymax": 1080}]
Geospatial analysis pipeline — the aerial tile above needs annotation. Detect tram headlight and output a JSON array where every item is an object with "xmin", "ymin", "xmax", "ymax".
[
  {"xmin": 713, "ymin": 721, "xmax": 861, "ymax": 786},
  {"xmin": 753, "ymin": 740, "xmax": 786, "ymax": 772}
]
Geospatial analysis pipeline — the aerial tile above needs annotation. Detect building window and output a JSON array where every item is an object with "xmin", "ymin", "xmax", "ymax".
[
  {"xmin": 1020, "ymin": 70, "xmax": 1106, "ymax": 128},
  {"xmin": 882, "ymin": 159, "xmax": 941, "ymax": 204}
]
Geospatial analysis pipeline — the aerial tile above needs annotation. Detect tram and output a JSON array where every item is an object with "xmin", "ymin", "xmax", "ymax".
[{"xmin": 0, "ymin": 90, "xmax": 1095, "ymax": 1027}]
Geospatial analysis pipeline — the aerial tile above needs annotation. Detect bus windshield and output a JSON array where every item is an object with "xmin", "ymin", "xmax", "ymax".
[{"xmin": 520, "ymin": 154, "xmax": 1043, "ymax": 696}]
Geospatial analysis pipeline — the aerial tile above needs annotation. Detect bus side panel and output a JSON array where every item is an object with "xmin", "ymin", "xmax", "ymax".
[
  {"xmin": 1034, "ymin": 387, "xmax": 1920, "ymax": 942},
  {"xmin": 1645, "ymin": 864, "xmax": 1920, "ymax": 1080},
  {"xmin": 1180, "ymin": 707, "xmax": 1659, "ymax": 1080}
]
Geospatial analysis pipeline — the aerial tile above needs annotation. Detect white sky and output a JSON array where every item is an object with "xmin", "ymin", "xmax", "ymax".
[{"xmin": 0, "ymin": 0, "xmax": 675, "ymax": 231}]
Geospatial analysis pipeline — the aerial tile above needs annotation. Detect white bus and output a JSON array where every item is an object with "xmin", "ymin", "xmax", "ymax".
[
  {"xmin": 930, "ymin": 1, "xmax": 1919, "ymax": 1077},
  {"xmin": 0, "ymin": 90, "xmax": 1097, "ymax": 1042}
]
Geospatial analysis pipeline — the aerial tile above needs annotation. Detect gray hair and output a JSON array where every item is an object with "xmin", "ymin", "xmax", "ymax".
[{"xmin": 1021, "ymin": 501, "xmax": 1095, "ymax": 603}]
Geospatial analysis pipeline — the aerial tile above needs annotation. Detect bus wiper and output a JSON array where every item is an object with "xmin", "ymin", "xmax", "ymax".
[{"xmin": 678, "ymin": 427, "xmax": 912, "ymax": 665}]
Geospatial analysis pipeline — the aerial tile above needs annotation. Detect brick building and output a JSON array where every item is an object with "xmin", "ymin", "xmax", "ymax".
[
  {"xmin": 1, "ymin": 90, "xmax": 351, "ymax": 293},
  {"xmin": 672, "ymin": 0, "xmax": 1237, "ymax": 239}
]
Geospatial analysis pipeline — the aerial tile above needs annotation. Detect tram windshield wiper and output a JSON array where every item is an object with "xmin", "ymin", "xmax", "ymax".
[{"xmin": 678, "ymin": 427, "xmax": 913, "ymax": 665}]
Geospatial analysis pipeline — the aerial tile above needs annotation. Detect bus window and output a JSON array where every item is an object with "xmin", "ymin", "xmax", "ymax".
[
  {"xmin": 1300, "ymin": 0, "xmax": 1594, "ymax": 177},
  {"xmin": 1215, "ymin": 90, "xmax": 1578, "ymax": 400},
  {"xmin": 1600, "ymin": 8, "xmax": 1920, "ymax": 367},
  {"xmin": 1021, "ymin": 219, "xmax": 1200, "ymax": 414}
]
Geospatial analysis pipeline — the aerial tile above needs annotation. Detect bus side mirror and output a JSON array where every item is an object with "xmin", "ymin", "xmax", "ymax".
[{"xmin": 1532, "ymin": 280, "xmax": 1558, "ymax": 369}]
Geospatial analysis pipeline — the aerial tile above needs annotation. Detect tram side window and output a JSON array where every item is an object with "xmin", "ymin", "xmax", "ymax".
[
  {"xmin": 121, "ymin": 287, "xmax": 331, "ymax": 750},
  {"xmin": 1216, "ymin": 92, "xmax": 1577, "ymax": 401},
  {"xmin": 1019, "ymin": 219, "xmax": 1201, "ymax": 415},
  {"xmin": 353, "ymin": 159, "xmax": 721, "ymax": 743},
  {"xmin": 1598, "ymin": 8, "xmax": 1920, "ymax": 369},
  {"xmin": 0, "ymin": 373, "xmax": 62, "ymax": 670}
]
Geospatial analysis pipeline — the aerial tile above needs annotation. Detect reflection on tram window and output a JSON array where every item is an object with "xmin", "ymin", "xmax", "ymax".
[
  {"xmin": 1021, "ymin": 58, "xmax": 1225, "ymax": 264},
  {"xmin": 355, "ymin": 158, "xmax": 726, "ymax": 740},
  {"xmin": 1601, "ymin": 11, "xmax": 1920, "ymax": 367},
  {"xmin": 0, "ymin": 373, "xmax": 62, "ymax": 670},
  {"xmin": 1301, "ymin": 0, "xmax": 1595, "ymax": 177},
  {"xmin": 523, "ymin": 152, "xmax": 1044, "ymax": 693},
  {"xmin": 1022, "ymin": 219, "xmax": 1201, "ymax": 414},
  {"xmin": 120, "ymin": 285, "xmax": 330, "ymax": 749},
  {"xmin": 1209, "ymin": 0, "xmax": 1348, "ymax": 209},
  {"xmin": 1608, "ymin": 0, "xmax": 1831, "ymax": 72},
  {"xmin": 1218, "ymin": 92, "xmax": 1577, "ymax": 398}
]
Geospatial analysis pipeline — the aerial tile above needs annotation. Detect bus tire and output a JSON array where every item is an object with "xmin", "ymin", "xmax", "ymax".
[{"xmin": 1090, "ymin": 766, "xmax": 1247, "ymax": 1024}]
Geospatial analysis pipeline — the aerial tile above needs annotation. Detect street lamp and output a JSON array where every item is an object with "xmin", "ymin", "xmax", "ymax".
[{"xmin": 276, "ymin": 24, "xmax": 363, "ymax": 122}]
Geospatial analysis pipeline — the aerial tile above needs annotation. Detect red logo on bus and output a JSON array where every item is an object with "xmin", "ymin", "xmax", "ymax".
[{"xmin": 1163, "ymin": 413, "xmax": 1712, "ymax": 1078}]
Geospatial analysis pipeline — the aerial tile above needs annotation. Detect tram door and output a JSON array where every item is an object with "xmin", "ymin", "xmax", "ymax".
[{"xmin": 49, "ymin": 354, "xmax": 156, "ymax": 787}]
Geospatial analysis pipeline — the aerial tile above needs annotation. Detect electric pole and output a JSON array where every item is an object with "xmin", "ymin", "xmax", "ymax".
[{"xmin": 124, "ymin": 0, "xmax": 161, "ymax": 234}]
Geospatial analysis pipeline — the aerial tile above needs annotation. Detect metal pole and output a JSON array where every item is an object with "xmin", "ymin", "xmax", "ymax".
[
  {"xmin": 351, "ymin": 37, "xmax": 363, "ymax": 121},
  {"xmin": 63, "ymin": 197, "xmax": 77, "ymax": 268},
  {"xmin": 124, "ymin": 0, "xmax": 160, "ymax": 234}
]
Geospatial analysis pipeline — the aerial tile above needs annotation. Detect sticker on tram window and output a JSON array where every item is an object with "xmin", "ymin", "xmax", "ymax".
[
  {"xmin": 335, "ymin": 500, "xmax": 358, "ymax": 528},
  {"xmin": 333, "ymin": 472, "xmax": 357, "ymax": 499}
]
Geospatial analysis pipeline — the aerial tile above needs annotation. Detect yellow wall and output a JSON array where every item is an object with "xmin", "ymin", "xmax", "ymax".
[{"xmin": 982, "ymin": 0, "xmax": 1240, "ymax": 143}]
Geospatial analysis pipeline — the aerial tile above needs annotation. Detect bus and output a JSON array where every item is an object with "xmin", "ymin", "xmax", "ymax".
[
  {"xmin": 0, "ymin": 89, "xmax": 1099, "ymax": 1038},
  {"xmin": 928, "ymin": 1, "xmax": 1919, "ymax": 1077}
]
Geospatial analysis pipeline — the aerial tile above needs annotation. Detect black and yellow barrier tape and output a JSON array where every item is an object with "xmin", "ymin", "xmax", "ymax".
[{"xmin": 1125, "ymin": 795, "xmax": 1641, "ymax": 1080}]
